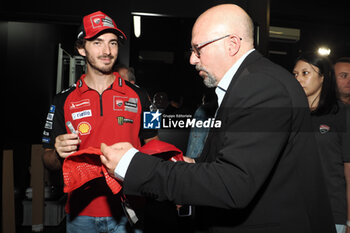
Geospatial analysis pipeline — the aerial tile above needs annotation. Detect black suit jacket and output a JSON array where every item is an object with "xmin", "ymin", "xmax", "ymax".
[{"xmin": 123, "ymin": 51, "xmax": 336, "ymax": 233}]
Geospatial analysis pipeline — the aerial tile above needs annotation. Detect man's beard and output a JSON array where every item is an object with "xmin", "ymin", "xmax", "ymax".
[
  {"xmin": 196, "ymin": 65, "xmax": 218, "ymax": 88},
  {"xmin": 86, "ymin": 52, "xmax": 115, "ymax": 75}
]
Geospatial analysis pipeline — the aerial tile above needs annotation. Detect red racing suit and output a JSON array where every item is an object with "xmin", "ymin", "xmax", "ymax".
[{"xmin": 42, "ymin": 72, "xmax": 157, "ymax": 217}]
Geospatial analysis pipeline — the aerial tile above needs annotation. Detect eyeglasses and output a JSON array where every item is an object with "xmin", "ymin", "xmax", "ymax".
[{"xmin": 190, "ymin": 34, "xmax": 242, "ymax": 58}]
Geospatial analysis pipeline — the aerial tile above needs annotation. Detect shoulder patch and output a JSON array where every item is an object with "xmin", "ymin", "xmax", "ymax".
[{"xmin": 60, "ymin": 84, "xmax": 77, "ymax": 94}]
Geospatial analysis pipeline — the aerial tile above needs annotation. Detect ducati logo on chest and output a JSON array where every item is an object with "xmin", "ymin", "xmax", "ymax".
[
  {"xmin": 113, "ymin": 96, "xmax": 127, "ymax": 110},
  {"xmin": 319, "ymin": 124, "xmax": 330, "ymax": 134},
  {"xmin": 116, "ymin": 100, "xmax": 123, "ymax": 107},
  {"xmin": 113, "ymin": 96, "xmax": 139, "ymax": 113}
]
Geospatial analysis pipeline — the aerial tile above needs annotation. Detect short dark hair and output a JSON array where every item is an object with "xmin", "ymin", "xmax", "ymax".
[
  {"xmin": 335, "ymin": 57, "xmax": 350, "ymax": 64},
  {"xmin": 75, "ymin": 37, "xmax": 86, "ymax": 51},
  {"xmin": 295, "ymin": 52, "xmax": 338, "ymax": 115},
  {"xmin": 75, "ymin": 29, "xmax": 121, "ymax": 54}
]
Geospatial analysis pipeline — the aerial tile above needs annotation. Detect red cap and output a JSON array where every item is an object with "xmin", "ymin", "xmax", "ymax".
[
  {"xmin": 62, "ymin": 147, "xmax": 122, "ymax": 194},
  {"xmin": 77, "ymin": 11, "xmax": 126, "ymax": 43},
  {"xmin": 62, "ymin": 141, "xmax": 183, "ymax": 194},
  {"xmin": 139, "ymin": 139, "xmax": 184, "ymax": 162}
]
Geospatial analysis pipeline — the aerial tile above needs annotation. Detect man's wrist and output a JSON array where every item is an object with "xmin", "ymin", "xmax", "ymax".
[{"xmin": 114, "ymin": 147, "xmax": 139, "ymax": 181}]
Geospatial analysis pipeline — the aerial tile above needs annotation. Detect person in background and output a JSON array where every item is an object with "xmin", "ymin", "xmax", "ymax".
[
  {"xmin": 116, "ymin": 65, "xmax": 137, "ymax": 84},
  {"xmin": 152, "ymin": 92, "xmax": 169, "ymax": 113},
  {"xmin": 42, "ymin": 11, "xmax": 158, "ymax": 233},
  {"xmin": 100, "ymin": 4, "xmax": 336, "ymax": 233},
  {"xmin": 115, "ymin": 65, "xmax": 181, "ymax": 233},
  {"xmin": 163, "ymin": 92, "xmax": 185, "ymax": 115},
  {"xmin": 115, "ymin": 64, "xmax": 157, "ymax": 116},
  {"xmin": 186, "ymin": 88, "xmax": 217, "ymax": 158},
  {"xmin": 334, "ymin": 57, "xmax": 350, "ymax": 105},
  {"xmin": 293, "ymin": 52, "xmax": 350, "ymax": 233}
]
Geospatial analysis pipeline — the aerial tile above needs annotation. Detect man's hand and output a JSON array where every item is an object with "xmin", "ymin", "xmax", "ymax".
[
  {"xmin": 100, "ymin": 142, "xmax": 133, "ymax": 178},
  {"xmin": 183, "ymin": 156, "xmax": 195, "ymax": 163},
  {"xmin": 55, "ymin": 133, "xmax": 80, "ymax": 158}
]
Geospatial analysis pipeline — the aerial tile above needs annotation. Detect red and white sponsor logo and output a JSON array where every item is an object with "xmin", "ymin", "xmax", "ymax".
[
  {"xmin": 319, "ymin": 124, "xmax": 330, "ymax": 134},
  {"xmin": 113, "ymin": 96, "xmax": 127, "ymax": 111},
  {"xmin": 90, "ymin": 15, "xmax": 114, "ymax": 28},
  {"xmin": 70, "ymin": 99, "xmax": 91, "ymax": 110}
]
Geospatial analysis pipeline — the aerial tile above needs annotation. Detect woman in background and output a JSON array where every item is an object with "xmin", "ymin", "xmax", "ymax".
[{"xmin": 293, "ymin": 52, "xmax": 350, "ymax": 233}]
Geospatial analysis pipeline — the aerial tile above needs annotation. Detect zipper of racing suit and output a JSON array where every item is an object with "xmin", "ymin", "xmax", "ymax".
[
  {"xmin": 99, "ymin": 84, "xmax": 113, "ymax": 116},
  {"xmin": 99, "ymin": 94, "xmax": 103, "ymax": 116}
]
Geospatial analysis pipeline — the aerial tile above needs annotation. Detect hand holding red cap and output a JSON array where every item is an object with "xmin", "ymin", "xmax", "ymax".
[
  {"xmin": 100, "ymin": 142, "xmax": 133, "ymax": 178},
  {"xmin": 62, "ymin": 140, "xmax": 184, "ymax": 195}
]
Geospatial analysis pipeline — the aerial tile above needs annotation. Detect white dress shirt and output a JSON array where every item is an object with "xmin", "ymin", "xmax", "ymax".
[
  {"xmin": 215, "ymin": 49, "xmax": 255, "ymax": 107},
  {"xmin": 114, "ymin": 49, "xmax": 255, "ymax": 180}
]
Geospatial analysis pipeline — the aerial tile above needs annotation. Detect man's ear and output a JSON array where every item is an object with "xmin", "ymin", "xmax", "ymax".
[
  {"xmin": 227, "ymin": 35, "xmax": 241, "ymax": 56},
  {"xmin": 77, "ymin": 47, "xmax": 86, "ymax": 57}
]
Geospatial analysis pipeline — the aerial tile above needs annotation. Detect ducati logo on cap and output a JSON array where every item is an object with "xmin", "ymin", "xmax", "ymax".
[
  {"xmin": 319, "ymin": 124, "xmax": 330, "ymax": 134},
  {"xmin": 79, "ymin": 11, "xmax": 127, "ymax": 41},
  {"xmin": 90, "ymin": 14, "xmax": 114, "ymax": 29},
  {"xmin": 93, "ymin": 18, "xmax": 101, "ymax": 25}
]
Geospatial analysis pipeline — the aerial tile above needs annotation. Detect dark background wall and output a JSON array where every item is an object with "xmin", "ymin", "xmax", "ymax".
[
  {"xmin": 1, "ymin": 2, "xmax": 267, "ymax": 228},
  {"xmin": 1, "ymin": 0, "xmax": 349, "ymax": 167},
  {"xmin": 2, "ymin": 0, "xmax": 350, "ymax": 230},
  {"xmin": 1, "ymin": 0, "xmax": 349, "ymax": 160},
  {"xmin": 269, "ymin": 0, "xmax": 350, "ymax": 71},
  {"xmin": 0, "ymin": 0, "xmax": 269, "ymax": 147},
  {"xmin": 1, "ymin": 22, "xmax": 77, "ymax": 146}
]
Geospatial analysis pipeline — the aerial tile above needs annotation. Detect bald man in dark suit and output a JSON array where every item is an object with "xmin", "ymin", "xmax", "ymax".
[{"xmin": 100, "ymin": 4, "xmax": 336, "ymax": 233}]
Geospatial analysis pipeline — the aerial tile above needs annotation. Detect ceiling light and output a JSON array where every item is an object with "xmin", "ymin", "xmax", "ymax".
[
  {"xmin": 317, "ymin": 47, "xmax": 331, "ymax": 56},
  {"xmin": 133, "ymin": 15, "xmax": 141, "ymax": 38}
]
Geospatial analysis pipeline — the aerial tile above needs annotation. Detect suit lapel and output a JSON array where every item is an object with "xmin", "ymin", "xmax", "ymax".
[
  {"xmin": 198, "ymin": 50, "xmax": 263, "ymax": 162},
  {"xmin": 215, "ymin": 50, "xmax": 262, "ymax": 119}
]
